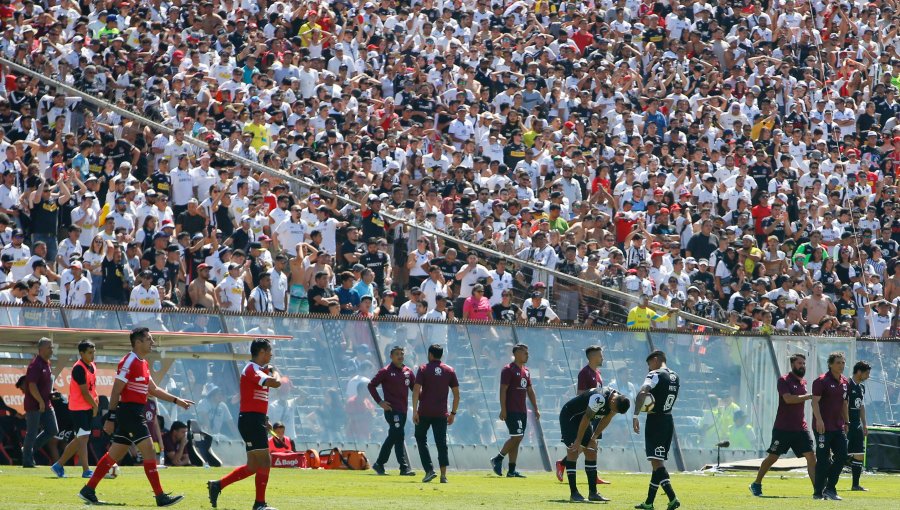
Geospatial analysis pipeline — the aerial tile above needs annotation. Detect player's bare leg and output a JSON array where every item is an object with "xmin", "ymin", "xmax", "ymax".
[
  {"xmin": 804, "ymin": 452, "xmax": 816, "ymax": 487},
  {"xmin": 53, "ymin": 434, "xmax": 91, "ymax": 477}
]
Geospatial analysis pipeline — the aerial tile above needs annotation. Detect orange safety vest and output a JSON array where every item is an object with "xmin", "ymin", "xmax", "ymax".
[{"xmin": 68, "ymin": 359, "xmax": 97, "ymax": 411}]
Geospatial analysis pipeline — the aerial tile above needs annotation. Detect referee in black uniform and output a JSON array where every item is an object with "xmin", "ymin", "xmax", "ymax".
[{"xmin": 848, "ymin": 361, "xmax": 871, "ymax": 491}]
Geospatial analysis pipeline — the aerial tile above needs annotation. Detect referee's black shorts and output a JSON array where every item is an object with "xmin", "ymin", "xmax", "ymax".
[
  {"xmin": 112, "ymin": 403, "xmax": 151, "ymax": 446},
  {"xmin": 644, "ymin": 413, "xmax": 674, "ymax": 461},
  {"xmin": 847, "ymin": 423, "xmax": 865, "ymax": 455},
  {"xmin": 767, "ymin": 428, "xmax": 814, "ymax": 457},
  {"xmin": 238, "ymin": 412, "xmax": 269, "ymax": 452}
]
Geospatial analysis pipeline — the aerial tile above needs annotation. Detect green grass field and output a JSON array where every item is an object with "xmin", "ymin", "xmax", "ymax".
[{"xmin": 0, "ymin": 466, "xmax": 895, "ymax": 509}]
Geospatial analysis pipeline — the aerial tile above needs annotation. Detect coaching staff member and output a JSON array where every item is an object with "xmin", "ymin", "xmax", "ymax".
[
  {"xmin": 750, "ymin": 353, "xmax": 815, "ymax": 496},
  {"xmin": 412, "ymin": 344, "xmax": 460, "ymax": 484},
  {"xmin": 811, "ymin": 352, "xmax": 849, "ymax": 501},
  {"xmin": 79, "ymin": 328, "xmax": 193, "ymax": 506},
  {"xmin": 22, "ymin": 337, "xmax": 58, "ymax": 468},
  {"xmin": 368, "ymin": 346, "xmax": 416, "ymax": 476}
]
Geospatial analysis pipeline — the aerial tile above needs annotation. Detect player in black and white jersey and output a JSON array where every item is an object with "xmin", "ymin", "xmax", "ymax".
[
  {"xmin": 848, "ymin": 361, "xmax": 870, "ymax": 491},
  {"xmin": 558, "ymin": 386, "xmax": 630, "ymax": 503},
  {"xmin": 633, "ymin": 350, "xmax": 681, "ymax": 510}
]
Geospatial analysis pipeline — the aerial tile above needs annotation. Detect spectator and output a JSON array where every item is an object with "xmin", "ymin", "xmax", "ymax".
[
  {"xmin": 267, "ymin": 422, "xmax": 295, "ymax": 454},
  {"xmin": 162, "ymin": 421, "xmax": 191, "ymax": 467},
  {"xmin": 462, "ymin": 284, "xmax": 491, "ymax": 321}
]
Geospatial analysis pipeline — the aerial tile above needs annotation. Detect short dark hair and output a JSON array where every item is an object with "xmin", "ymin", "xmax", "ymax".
[
  {"xmin": 129, "ymin": 327, "xmax": 150, "ymax": 346},
  {"xmin": 646, "ymin": 350, "xmax": 666, "ymax": 363},
  {"xmin": 78, "ymin": 340, "xmax": 95, "ymax": 353},
  {"xmin": 853, "ymin": 360, "xmax": 871, "ymax": 374},
  {"xmin": 250, "ymin": 338, "xmax": 273, "ymax": 358},
  {"xmin": 827, "ymin": 351, "xmax": 845, "ymax": 366},
  {"xmin": 170, "ymin": 420, "xmax": 188, "ymax": 431},
  {"xmin": 789, "ymin": 353, "xmax": 806, "ymax": 364},
  {"xmin": 428, "ymin": 343, "xmax": 444, "ymax": 359},
  {"xmin": 389, "ymin": 345, "xmax": 404, "ymax": 355},
  {"xmin": 512, "ymin": 343, "xmax": 528, "ymax": 354},
  {"xmin": 615, "ymin": 395, "xmax": 631, "ymax": 414},
  {"xmin": 585, "ymin": 345, "xmax": 602, "ymax": 358}
]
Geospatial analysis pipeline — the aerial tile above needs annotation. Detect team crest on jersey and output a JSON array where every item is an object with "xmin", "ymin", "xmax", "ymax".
[
  {"xmin": 520, "ymin": 378, "xmax": 528, "ymax": 388},
  {"xmin": 404, "ymin": 377, "xmax": 410, "ymax": 386},
  {"xmin": 669, "ymin": 373, "xmax": 677, "ymax": 382},
  {"xmin": 855, "ymin": 398, "xmax": 863, "ymax": 408},
  {"xmin": 588, "ymin": 393, "xmax": 605, "ymax": 412},
  {"xmin": 435, "ymin": 367, "xmax": 442, "ymax": 376}
]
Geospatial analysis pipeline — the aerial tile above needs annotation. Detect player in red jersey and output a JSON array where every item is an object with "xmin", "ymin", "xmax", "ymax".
[
  {"xmin": 208, "ymin": 338, "xmax": 282, "ymax": 510},
  {"xmin": 78, "ymin": 328, "xmax": 194, "ymax": 507},
  {"xmin": 556, "ymin": 345, "xmax": 610, "ymax": 485},
  {"xmin": 491, "ymin": 344, "xmax": 539, "ymax": 478}
]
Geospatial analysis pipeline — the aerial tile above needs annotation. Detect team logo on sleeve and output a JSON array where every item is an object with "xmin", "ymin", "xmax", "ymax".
[
  {"xmin": 404, "ymin": 377, "xmax": 410, "ymax": 386},
  {"xmin": 588, "ymin": 393, "xmax": 605, "ymax": 412}
]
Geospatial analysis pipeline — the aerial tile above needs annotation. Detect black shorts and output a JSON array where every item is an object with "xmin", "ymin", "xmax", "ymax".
[
  {"xmin": 644, "ymin": 413, "xmax": 674, "ymax": 461},
  {"xmin": 112, "ymin": 403, "xmax": 151, "ymax": 446},
  {"xmin": 847, "ymin": 424, "xmax": 865, "ymax": 455},
  {"xmin": 71, "ymin": 409, "xmax": 93, "ymax": 437},
  {"xmin": 560, "ymin": 413, "xmax": 595, "ymax": 448},
  {"xmin": 766, "ymin": 429, "xmax": 814, "ymax": 457},
  {"xmin": 505, "ymin": 412, "xmax": 527, "ymax": 437},
  {"xmin": 238, "ymin": 412, "xmax": 268, "ymax": 452}
]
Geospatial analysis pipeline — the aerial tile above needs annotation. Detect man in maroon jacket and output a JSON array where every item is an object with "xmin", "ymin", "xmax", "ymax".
[
  {"xmin": 811, "ymin": 352, "xmax": 850, "ymax": 501},
  {"xmin": 412, "ymin": 344, "xmax": 460, "ymax": 484},
  {"xmin": 23, "ymin": 337, "xmax": 58, "ymax": 468},
  {"xmin": 368, "ymin": 346, "xmax": 416, "ymax": 476}
]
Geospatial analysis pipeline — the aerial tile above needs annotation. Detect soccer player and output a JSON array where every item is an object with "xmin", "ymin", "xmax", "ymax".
[
  {"xmin": 52, "ymin": 340, "xmax": 99, "ymax": 478},
  {"xmin": 633, "ymin": 350, "xmax": 681, "ymax": 510},
  {"xmin": 412, "ymin": 343, "xmax": 460, "ymax": 484},
  {"xmin": 556, "ymin": 345, "xmax": 609, "ymax": 484},
  {"xmin": 491, "ymin": 344, "xmax": 540, "ymax": 478},
  {"xmin": 368, "ymin": 345, "xmax": 416, "ymax": 476},
  {"xmin": 558, "ymin": 385, "xmax": 630, "ymax": 502},
  {"xmin": 78, "ymin": 328, "xmax": 194, "ymax": 507},
  {"xmin": 750, "ymin": 353, "xmax": 815, "ymax": 496},
  {"xmin": 848, "ymin": 360, "xmax": 871, "ymax": 491},
  {"xmin": 811, "ymin": 351, "xmax": 849, "ymax": 501},
  {"xmin": 208, "ymin": 338, "xmax": 283, "ymax": 510}
]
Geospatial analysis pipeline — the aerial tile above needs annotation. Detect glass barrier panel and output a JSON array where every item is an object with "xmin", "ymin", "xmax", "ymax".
[
  {"xmin": 649, "ymin": 332, "xmax": 744, "ymax": 469},
  {"xmin": 558, "ymin": 328, "xmax": 650, "ymax": 471},
  {"xmin": 855, "ymin": 339, "xmax": 899, "ymax": 426},
  {"xmin": 156, "ymin": 357, "xmax": 241, "ymax": 442},
  {"xmin": 65, "ymin": 308, "xmax": 123, "ymax": 330}
]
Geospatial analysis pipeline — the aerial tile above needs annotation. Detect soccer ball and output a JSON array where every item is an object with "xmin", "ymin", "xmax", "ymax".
[
  {"xmin": 105, "ymin": 464, "xmax": 120, "ymax": 479},
  {"xmin": 640, "ymin": 394, "xmax": 655, "ymax": 413}
]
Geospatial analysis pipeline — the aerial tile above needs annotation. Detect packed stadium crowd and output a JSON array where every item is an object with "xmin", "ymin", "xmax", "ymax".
[{"xmin": 0, "ymin": 0, "xmax": 898, "ymax": 335}]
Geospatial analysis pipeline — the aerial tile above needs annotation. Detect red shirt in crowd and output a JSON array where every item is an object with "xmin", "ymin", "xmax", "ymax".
[{"xmin": 463, "ymin": 295, "xmax": 492, "ymax": 320}]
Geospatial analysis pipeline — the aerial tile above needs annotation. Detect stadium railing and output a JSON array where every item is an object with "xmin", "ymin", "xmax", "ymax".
[
  {"xmin": 0, "ymin": 55, "xmax": 731, "ymax": 333},
  {"xmin": 1, "ymin": 304, "xmax": 892, "ymax": 471}
]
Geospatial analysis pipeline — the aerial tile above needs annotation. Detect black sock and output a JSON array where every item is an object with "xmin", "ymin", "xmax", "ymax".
[
  {"xmin": 851, "ymin": 460, "xmax": 862, "ymax": 486},
  {"xmin": 494, "ymin": 452, "xmax": 505, "ymax": 461},
  {"xmin": 585, "ymin": 460, "xmax": 597, "ymax": 494},
  {"xmin": 508, "ymin": 463, "xmax": 516, "ymax": 473},
  {"xmin": 565, "ymin": 460, "xmax": 579, "ymax": 495},
  {"xmin": 657, "ymin": 467, "xmax": 676, "ymax": 501},
  {"xmin": 647, "ymin": 468, "xmax": 661, "ymax": 504}
]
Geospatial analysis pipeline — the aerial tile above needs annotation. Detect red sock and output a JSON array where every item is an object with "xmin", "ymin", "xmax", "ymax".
[
  {"xmin": 143, "ymin": 460, "xmax": 164, "ymax": 496},
  {"xmin": 220, "ymin": 465, "xmax": 253, "ymax": 489},
  {"xmin": 255, "ymin": 467, "xmax": 270, "ymax": 503},
  {"xmin": 87, "ymin": 454, "xmax": 115, "ymax": 489}
]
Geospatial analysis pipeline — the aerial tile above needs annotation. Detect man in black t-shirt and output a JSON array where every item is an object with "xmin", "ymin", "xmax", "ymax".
[
  {"xmin": 175, "ymin": 201, "xmax": 207, "ymax": 237},
  {"xmin": 492, "ymin": 290, "xmax": 521, "ymax": 322},
  {"xmin": 100, "ymin": 241, "xmax": 128, "ymax": 305},
  {"xmin": 307, "ymin": 271, "xmax": 339, "ymax": 314},
  {"xmin": 359, "ymin": 238, "xmax": 390, "ymax": 290}
]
